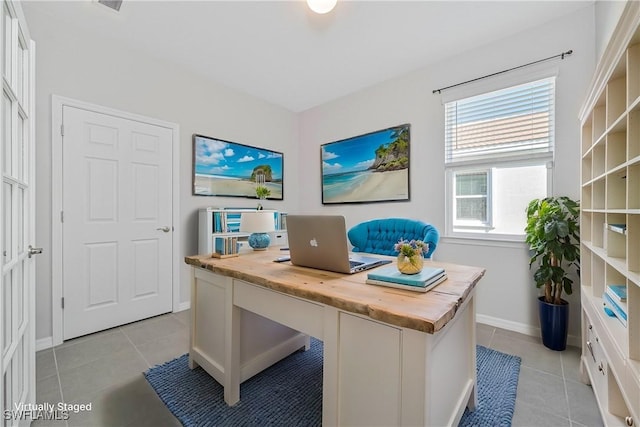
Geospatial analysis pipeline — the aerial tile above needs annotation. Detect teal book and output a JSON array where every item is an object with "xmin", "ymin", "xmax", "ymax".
[
  {"xmin": 367, "ymin": 266, "xmax": 445, "ymax": 287},
  {"xmin": 603, "ymin": 292, "xmax": 627, "ymax": 327},
  {"xmin": 366, "ymin": 274, "xmax": 447, "ymax": 292},
  {"xmin": 606, "ymin": 284, "xmax": 627, "ymax": 302}
]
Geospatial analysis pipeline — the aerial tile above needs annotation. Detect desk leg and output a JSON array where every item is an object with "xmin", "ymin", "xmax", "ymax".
[
  {"xmin": 188, "ymin": 267, "xmax": 199, "ymax": 370},
  {"xmin": 467, "ymin": 294, "xmax": 477, "ymax": 411},
  {"xmin": 224, "ymin": 287, "xmax": 241, "ymax": 406},
  {"xmin": 322, "ymin": 306, "xmax": 339, "ymax": 426}
]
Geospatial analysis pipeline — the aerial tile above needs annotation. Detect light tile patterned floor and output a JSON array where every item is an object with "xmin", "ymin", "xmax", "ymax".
[{"xmin": 34, "ymin": 313, "xmax": 602, "ymax": 426}]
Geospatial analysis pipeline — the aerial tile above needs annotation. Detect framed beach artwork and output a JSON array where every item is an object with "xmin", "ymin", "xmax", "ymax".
[
  {"xmin": 321, "ymin": 124, "xmax": 410, "ymax": 204},
  {"xmin": 192, "ymin": 134, "xmax": 284, "ymax": 199}
]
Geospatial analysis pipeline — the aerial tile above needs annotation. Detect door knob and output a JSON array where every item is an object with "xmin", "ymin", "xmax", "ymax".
[
  {"xmin": 156, "ymin": 226, "xmax": 171, "ymax": 233},
  {"xmin": 28, "ymin": 245, "xmax": 43, "ymax": 258}
]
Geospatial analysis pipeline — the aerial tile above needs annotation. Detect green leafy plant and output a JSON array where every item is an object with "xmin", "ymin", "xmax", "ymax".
[
  {"xmin": 525, "ymin": 196, "xmax": 580, "ymax": 305},
  {"xmin": 255, "ymin": 185, "xmax": 271, "ymax": 199}
]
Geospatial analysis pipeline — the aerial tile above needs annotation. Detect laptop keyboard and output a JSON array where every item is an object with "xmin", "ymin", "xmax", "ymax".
[{"xmin": 349, "ymin": 260, "xmax": 364, "ymax": 268}]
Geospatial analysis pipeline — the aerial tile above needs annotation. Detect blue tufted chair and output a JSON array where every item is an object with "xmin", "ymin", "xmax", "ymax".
[{"xmin": 347, "ymin": 218, "xmax": 439, "ymax": 259}]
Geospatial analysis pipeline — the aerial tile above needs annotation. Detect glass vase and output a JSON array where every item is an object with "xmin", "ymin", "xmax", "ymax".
[{"xmin": 397, "ymin": 253, "xmax": 424, "ymax": 275}]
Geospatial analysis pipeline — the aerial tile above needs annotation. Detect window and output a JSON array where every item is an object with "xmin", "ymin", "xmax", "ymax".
[
  {"xmin": 454, "ymin": 170, "xmax": 489, "ymax": 226},
  {"xmin": 445, "ymin": 77, "xmax": 554, "ymax": 239}
]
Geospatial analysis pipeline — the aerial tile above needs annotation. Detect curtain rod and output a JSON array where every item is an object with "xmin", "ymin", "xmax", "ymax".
[{"xmin": 432, "ymin": 49, "xmax": 573, "ymax": 94}]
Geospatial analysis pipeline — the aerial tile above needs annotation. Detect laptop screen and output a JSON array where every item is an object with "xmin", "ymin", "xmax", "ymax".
[
  {"xmin": 286, "ymin": 215, "xmax": 355, "ymax": 273},
  {"xmin": 286, "ymin": 215, "xmax": 390, "ymax": 274}
]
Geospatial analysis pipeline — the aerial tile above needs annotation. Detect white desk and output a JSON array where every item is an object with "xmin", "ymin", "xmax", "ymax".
[{"xmin": 185, "ymin": 249, "xmax": 484, "ymax": 426}]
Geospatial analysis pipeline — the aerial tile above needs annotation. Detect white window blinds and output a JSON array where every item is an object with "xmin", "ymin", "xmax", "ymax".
[{"xmin": 445, "ymin": 77, "xmax": 555, "ymax": 165}]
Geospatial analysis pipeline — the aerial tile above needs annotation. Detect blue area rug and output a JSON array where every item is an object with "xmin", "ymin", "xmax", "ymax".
[
  {"xmin": 145, "ymin": 339, "xmax": 520, "ymax": 427},
  {"xmin": 459, "ymin": 345, "xmax": 522, "ymax": 427}
]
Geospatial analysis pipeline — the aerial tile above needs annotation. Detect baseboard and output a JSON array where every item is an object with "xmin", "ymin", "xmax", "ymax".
[
  {"xmin": 476, "ymin": 314, "xmax": 581, "ymax": 348},
  {"xmin": 176, "ymin": 301, "xmax": 190, "ymax": 312},
  {"xmin": 36, "ymin": 336, "xmax": 54, "ymax": 352}
]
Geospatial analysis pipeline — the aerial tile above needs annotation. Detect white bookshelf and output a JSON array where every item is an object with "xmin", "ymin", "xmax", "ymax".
[
  {"xmin": 579, "ymin": 2, "xmax": 640, "ymax": 424},
  {"xmin": 198, "ymin": 207, "xmax": 288, "ymax": 255}
]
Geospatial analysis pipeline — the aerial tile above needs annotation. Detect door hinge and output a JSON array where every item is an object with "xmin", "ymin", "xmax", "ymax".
[
  {"xmin": 60, "ymin": 124, "xmax": 64, "ymax": 136},
  {"xmin": 61, "ymin": 297, "xmax": 65, "ymax": 309},
  {"xmin": 60, "ymin": 211, "xmax": 64, "ymax": 223}
]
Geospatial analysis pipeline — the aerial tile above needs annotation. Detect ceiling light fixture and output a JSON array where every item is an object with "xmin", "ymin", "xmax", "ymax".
[{"xmin": 307, "ymin": 0, "xmax": 337, "ymax": 14}]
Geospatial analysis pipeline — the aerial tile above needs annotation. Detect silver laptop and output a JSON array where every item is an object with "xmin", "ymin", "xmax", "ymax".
[{"xmin": 286, "ymin": 215, "xmax": 391, "ymax": 274}]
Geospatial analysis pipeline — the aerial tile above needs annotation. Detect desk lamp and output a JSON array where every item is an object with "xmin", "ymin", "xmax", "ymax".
[{"xmin": 240, "ymin": 211, "xmax": 276, "ymax": 250}]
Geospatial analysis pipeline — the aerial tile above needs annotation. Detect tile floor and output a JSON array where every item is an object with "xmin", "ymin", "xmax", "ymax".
[{"xmin": 34, "ymin": 312, "xmax": 603, "ymax": 426}]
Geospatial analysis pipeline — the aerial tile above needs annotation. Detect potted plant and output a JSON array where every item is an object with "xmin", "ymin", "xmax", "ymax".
[
  {"xmin": 525, "ymin": 196, "xmax": 580, "ymax": 351},
  {"xmin": 256, "ymin": 185, "xmax": 271, "ymax": 200}
]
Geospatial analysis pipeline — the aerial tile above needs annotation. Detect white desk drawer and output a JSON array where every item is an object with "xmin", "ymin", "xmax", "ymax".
[
  {"xmin": 234, "ymin": 279, "xmax": 324, "ymax": 339},
  {"xmin": 583, "ymin": 309, "xmax": 607, "ymax": 394}
]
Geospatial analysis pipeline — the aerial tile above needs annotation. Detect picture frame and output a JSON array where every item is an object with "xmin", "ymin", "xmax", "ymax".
[
  {"xmin": 193, "ymin": 134, "xmax": 284, "ymax": 200},
  {"xmin": 321, "ymin": 124, "xmax": 410, "ymax": 204}
]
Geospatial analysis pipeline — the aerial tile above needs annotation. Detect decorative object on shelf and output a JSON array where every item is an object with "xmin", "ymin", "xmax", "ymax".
[
  {"xmin": 256, "ymin": 185, "xmax": 271, "ymax": 200},
  {"xmin": 321, "ymin": 124, "xmax": 410, "ymax": 205},
  {"xmin": 394, "ymin": 239, "xmax": 427, "ymax": 274},
  {"xmin": 255, "ymin": 171, "xmax": 271, "ymax": 201},
  {"xmin": 525, "ymin": 196, "xmax": 580, "ymax": 351},
  {"xmin": 192, "ymin": 134, "xmax": 283, "ymax": 200},
  {"xmin": 240, "ymin": 211, "xmax": 276, "ymax": 251}
]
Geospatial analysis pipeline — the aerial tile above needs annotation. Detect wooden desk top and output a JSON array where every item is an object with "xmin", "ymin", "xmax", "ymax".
[{"xmin": 185, "ymin": 248, "xmax": 485, "ymax": 334}]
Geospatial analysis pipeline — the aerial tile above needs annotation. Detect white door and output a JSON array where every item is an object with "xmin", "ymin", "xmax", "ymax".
[
  {"xmin": 62, "ymin": 106, "xmax": 173, "ymax": 340},
  {"xmin": 1, "ymin": 0, "xmax": 36, "ymax": 425}
]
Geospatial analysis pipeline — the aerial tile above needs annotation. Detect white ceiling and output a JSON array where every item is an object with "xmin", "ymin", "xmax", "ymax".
[{"xmin": 22, "ymin": 0, "xmax": 592, "ymax": 112}]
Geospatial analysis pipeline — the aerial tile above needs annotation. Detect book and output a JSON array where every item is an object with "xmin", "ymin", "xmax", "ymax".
[
  {"xmin": 603, "ymin": 292, "xmax": 627, "ymax": 327},
  {"xmin": 603, "ymin": 292, "xmax": 627, "ymax": 317},
  {"xmin": 214, "ymin": 236, "xmax": 240, "ymax": 256},
  {"xmin": 366, "ymin": 274, "xmax": 447, "ymax": 293},
  {"xmin": 606, "ymin": 284, "xmax": 627, "ymax": 302},
  {"xmin": 607, "ymin": 223, "xmax": 627, "ymax": 234},
  {"xmin": 367, "ymin": 266, "xmax": 446, "ymax": 287}
]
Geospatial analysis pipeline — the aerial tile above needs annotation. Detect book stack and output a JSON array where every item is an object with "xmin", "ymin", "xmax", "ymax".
[
  {"xmin": 366, "ymin": 266, "xmax": 447, "ymax": 292},
  {"xmin": 603, "ymin": 284, "xmax": 627, "ymax": 327},
  {"xmin": 213, "ymin": 236, "xmax": 240, "ymax": 258}
]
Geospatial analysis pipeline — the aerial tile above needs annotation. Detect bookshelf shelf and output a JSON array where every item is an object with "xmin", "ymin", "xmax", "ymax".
[{"xmin": 579, "ymin": 2, "xmax": 640, "ymax": 423}]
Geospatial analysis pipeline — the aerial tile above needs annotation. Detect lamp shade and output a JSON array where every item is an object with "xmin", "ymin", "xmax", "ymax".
[{"xmin": 240, "ymin": 211, "xmax": 276, "ymax": 233}]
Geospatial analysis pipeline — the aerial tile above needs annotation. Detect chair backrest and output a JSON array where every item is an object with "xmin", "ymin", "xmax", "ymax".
[{"xmin": 347, "ymin": 218, "xmax": 439, "ymax": 259}]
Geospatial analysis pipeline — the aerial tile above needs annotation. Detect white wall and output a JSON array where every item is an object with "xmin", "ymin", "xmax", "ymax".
[
  {"xmin": 28, "ymin": 2, "xmax": 600, "ymax": 344},
  {"xmin": 595, "ymin": 0, "xmax": 627, "ymax": 62},
  {"xmin": 25, "ymin": 7, "xmax": 298, "ymax": 341},
  {"xmin": 298, "ymin": 5, "xmax": 595, "ymax": 342}
]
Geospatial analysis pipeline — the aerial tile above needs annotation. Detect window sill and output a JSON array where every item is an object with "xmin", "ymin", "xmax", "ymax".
[{"xmin": 440, "ymin": 235, "xmax": 528, "ymax": 249}]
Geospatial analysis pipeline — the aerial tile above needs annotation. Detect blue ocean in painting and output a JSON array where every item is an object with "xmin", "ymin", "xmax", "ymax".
[{"xmin": 322, "ymin": 170, "xmax": 372, "ymax": 199}]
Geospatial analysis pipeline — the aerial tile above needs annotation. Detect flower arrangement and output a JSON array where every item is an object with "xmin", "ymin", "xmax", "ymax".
[
  {"xmin": 394, "ymin": 238, "xmax": 427, "ymax": 274},
  {"xmin": 394, "ymin": 239, "xmax": 427, "ymax": 258}
]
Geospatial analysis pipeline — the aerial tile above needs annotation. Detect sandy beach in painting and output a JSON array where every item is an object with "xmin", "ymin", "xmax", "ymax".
[
  {"xmin": 323, "ymin": 169, "xmax": 408, "ymax": 203},
  {"xmin": 195, "ymin": 175, "xmax": 283, "ymax": 199}
]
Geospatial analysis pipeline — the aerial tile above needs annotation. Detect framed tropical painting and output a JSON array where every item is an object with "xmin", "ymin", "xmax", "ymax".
[
  {"xmin": 321, "ymin": 124, "xmax": 410, "ymax": 204},
  {"xmin": 193, "ymin": 134, "xmax": 284, "ymax": 200}
]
